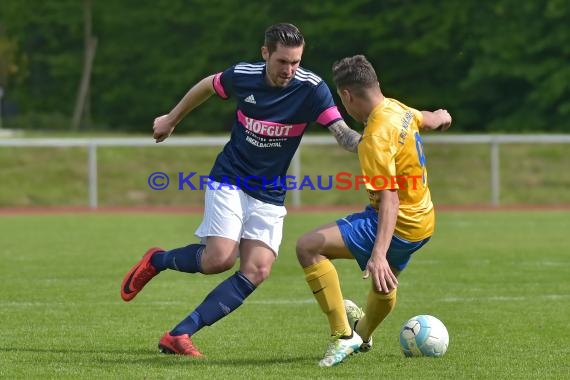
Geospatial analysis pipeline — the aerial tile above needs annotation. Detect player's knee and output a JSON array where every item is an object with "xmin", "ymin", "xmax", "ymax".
[
  {"xmin": 295, "ymin": 232, "xmax": 319, "ymax": 262},
  {"xmin": 255, "ymin": 265, "xmax": 272, "ymax": 284},
  {"xmin": 209, "ymin": 258, "xmax": 235, "ymax": 273},
  {"xmin": 243, "ymin": 265, "xmax": 271, "ymax": 285},
  {"xmin": 201, "ymin": 247, "xmax": 237, "ymax": 273}
]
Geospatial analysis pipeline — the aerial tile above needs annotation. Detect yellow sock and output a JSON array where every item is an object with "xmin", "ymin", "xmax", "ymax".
[
  {"xmin": 303, "ymin": 260, "xmax": 351, "ymax": 336},
  {"xmin": 356, "ymin": 287, "xmax": 397, "ymax": 341}
]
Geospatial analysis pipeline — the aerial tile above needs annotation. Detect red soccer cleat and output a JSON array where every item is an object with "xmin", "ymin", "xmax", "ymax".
[
  {"xmin": 120, "ymin": 247, "xmax": 164, "ymax": 302},
  {"xmin": 158, "ymin": 332, "xmax": 204, "ymax": 357}
]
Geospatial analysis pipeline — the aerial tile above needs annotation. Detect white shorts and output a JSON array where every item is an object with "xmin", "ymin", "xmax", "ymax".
[{"xmin": 194, "ymin": 181, "xmax": 287, "ymax": 255}]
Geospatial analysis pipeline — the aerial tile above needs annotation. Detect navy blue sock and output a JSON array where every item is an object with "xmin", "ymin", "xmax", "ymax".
[
  {"xmin": 170, "ymin": 271, "xmax": 256, "ymax": 336},
  {"xmin": 150, "ymin": 244, "xmax": 204, "ymax": 273}
]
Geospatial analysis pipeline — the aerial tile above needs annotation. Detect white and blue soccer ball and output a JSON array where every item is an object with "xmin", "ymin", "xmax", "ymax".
[{"xmin": 399, "ymin": 314, "xmax": 449, "ymax": 357}]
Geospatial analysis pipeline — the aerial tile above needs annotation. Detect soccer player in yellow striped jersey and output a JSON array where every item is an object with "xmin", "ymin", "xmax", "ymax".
[
  {"xmin": 359, "ymin": 97, "xmax": 434, "ymax": 242},
  {"xmin": 296, "ymin": 55, "xmax": 452, "ymax": 367}
]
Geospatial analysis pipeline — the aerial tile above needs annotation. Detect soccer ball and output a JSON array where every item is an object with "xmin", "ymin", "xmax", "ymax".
[{"xmin": 399, "ymin": 314, "xmax": 449, "ymax": 357}]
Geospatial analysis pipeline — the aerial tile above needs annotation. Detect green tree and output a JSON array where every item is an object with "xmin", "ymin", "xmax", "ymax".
[
  {"xmin": 0, "ymin": 0, "xmax": 568, "ymax": 132},
  {"xmin": 0, "ymin": 0, "xmax": 83, "ymax": 128},
  {"xmin": 460, "ymin": 0, "xmax": 570, "ymax": 131}
]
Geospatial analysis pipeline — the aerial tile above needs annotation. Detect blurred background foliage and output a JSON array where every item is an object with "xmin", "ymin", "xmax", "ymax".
[{"xmin": 0, "ymin": 0, "xmax": 568, "ymax": 133}]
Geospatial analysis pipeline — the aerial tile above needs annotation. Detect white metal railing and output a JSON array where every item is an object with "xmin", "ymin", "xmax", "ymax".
[{"xmin": 2, "ymin": 134, "xmax": 570, "ymax": 208}]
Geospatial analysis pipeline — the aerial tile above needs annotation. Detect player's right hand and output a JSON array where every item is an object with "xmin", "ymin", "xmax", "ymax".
[
  {"xmin": 153, "ymin": 114, "xmax": 176, "ymax": 143},
  {"xmin": 364, "ymin": 257, "xmax": 398, "ymax": 294}
]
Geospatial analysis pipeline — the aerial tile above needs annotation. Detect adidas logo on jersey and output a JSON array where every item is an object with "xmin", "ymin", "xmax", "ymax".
[{"xmin": 244, "ymin": 94, "xmax": 256, "ymax": 104}]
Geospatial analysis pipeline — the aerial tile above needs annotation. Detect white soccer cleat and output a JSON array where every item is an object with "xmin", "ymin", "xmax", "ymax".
[
  {"xmin": 318, "ymin": 332, "xmax": 363, "ymax": 367},
  {"xmin": 344, "ymin": 299, "xmax": 373, "ymax": 352}
]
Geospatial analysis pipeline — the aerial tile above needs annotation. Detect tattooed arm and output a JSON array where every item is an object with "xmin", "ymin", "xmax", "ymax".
[{"xmin": 327, "ymin": 119, "xmax": 361, "ymax": 153}]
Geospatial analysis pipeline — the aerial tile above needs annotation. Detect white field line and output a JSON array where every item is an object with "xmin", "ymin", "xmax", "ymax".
[
  {"xmin": 412, "ymin": 260, "xmax": 567, "ymax": 266},
  {"xmin": 0, "ymin": 299, "xmax": 314, "ymax": 308},
  {"xmin": 440, "ymin": 294, "xmax": 570, "ymax": 302},
  {"xmin": 1, "ymin": 294, "xmax": 569, "ymax": 308}
]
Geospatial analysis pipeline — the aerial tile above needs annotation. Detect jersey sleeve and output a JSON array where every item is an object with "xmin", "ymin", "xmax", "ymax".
[
  {"xmin": 212, "ymin": 66, "xmax": 235, "ymax": 100},
  {"xmin": 309, "ymin": 81, "xmax": 343, "ymax": 127},
  {"xmin": 411, "ymin": 107, "xmax": 423, "ymax": 128}
]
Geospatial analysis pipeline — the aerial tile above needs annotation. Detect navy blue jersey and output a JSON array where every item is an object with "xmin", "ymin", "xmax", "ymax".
[{"xmin": 209, "ymin": 62, "xmax": 342, "ymax": 205}]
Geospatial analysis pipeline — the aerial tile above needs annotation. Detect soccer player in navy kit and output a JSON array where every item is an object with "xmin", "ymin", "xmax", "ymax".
[{"xmin": 120, "ymin": 23, "xmax": 362, "ymax": 357}]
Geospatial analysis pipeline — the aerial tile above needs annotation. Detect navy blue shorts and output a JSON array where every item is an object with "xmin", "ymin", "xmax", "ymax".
[{"xmin": 336, "ymin": 205, "xmax": 430, "ymax": 272}]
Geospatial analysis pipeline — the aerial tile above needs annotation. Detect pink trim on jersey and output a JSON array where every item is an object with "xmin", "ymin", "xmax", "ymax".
[
  {"xmin": 213, "ymin": 72, "xmax": 228, "ymax": 99},
  {"xmin": 237, "ymin": 110, "xmax": 307, "ymax": 137},
  {"xmin": 316, "ymin": 106, "xmax": 342, "ymax": 126}
]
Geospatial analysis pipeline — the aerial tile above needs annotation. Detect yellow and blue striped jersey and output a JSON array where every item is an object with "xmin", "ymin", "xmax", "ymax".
[{"xmin": 357, "ymin": 97, "xmax": 434, "ymax": 241}]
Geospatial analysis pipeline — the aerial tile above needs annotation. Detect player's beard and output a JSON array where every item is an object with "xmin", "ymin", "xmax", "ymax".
[{"xmin": 266, "ymin": 67, "xmax": 292, "ymax": 88}]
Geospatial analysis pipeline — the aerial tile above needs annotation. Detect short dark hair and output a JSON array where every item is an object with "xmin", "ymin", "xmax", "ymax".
[
  {"xmin": 332, "ymin": 55, "xmax": 379, "ymax": 96},
  {"xmin": 264, "ymin": 23, "xmax": 305, "ymax": 54}
]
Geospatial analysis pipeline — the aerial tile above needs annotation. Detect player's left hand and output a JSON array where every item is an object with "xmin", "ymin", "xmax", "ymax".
[
  {"xmin": 434, "ymin": 109, "xmax": 452, "ymax": 131},
  {"xmin": 363, "ymin": 257, "xmax": 398, "ymax": 293}
]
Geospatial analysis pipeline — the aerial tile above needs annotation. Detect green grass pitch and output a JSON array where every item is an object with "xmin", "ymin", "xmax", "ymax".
[{"xmin": 0, "ymin": 210, "xmax": 568, "ymax": 379}]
